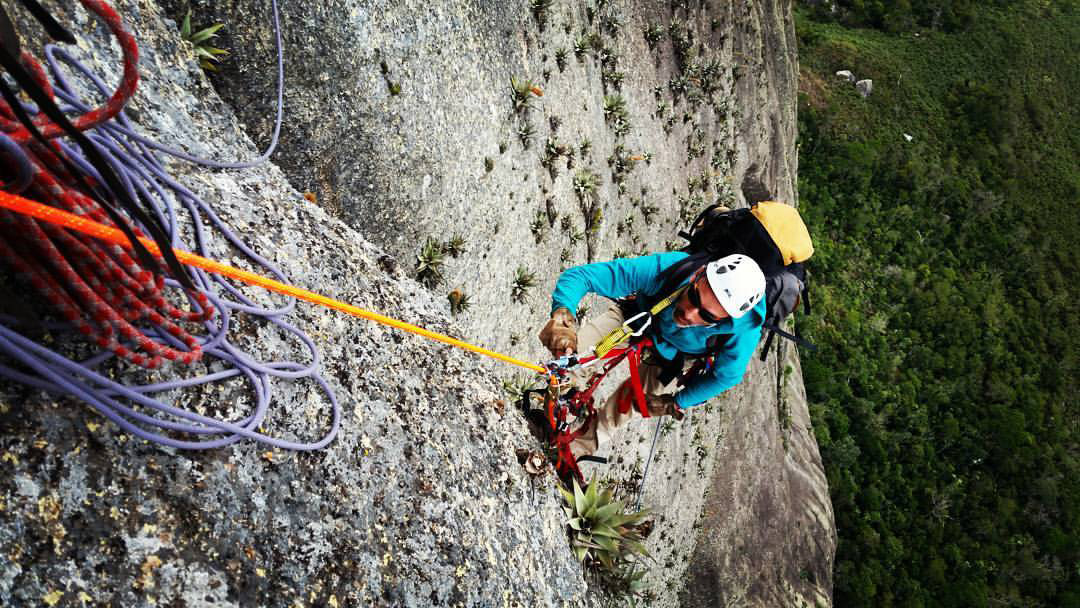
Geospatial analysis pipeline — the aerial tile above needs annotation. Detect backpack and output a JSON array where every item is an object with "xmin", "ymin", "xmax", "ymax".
[{"xmin": 645, "ymin": 201, "xmax": 815, "ymax": 361}]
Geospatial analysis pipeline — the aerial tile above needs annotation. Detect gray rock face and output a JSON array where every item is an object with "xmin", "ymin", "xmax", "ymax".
[
  {"xmin": 856, "ymin": 78, "xmax": 874, "ymax": 97},
  {"xmin": 1, "ymin": 0, "xmax": 834, "ymax": 606},
  {"xmin": 1, "ymin": 2, "xmax": 583, "ymax": 606},
  {"xmin": 680, "ymin": 2, "xmax": 835, "ymax": 606},
  {"xmin": 835, "ymin": 69, "xmax": 855, "ymax": 82}
]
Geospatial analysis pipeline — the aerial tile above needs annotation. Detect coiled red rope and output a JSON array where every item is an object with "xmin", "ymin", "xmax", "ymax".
[
  {"xmin": 0, "ymin": 0, "xmax": 138, "ymax": 143},
  {"xmin": 0, "ymin": 0, "xmax": 212, "ymax": 369}
]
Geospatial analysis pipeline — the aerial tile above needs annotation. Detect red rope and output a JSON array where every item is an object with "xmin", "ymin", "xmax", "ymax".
[
  {"xmin": 0, "ymin": 0, "xmax": 212, "ymax": 370},
  {"xmin": 0, "ymin": 0, "xmax": 139, "ymax": 142}
]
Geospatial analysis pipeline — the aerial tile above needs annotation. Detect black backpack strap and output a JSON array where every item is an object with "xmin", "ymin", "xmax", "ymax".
[
  {"xmin": 677, "ymin": 204, "xmax": 722, "ymax": 242},
  {"xmin": 576, "ymin": 455, "xmax": 608, "ymax": 464},
  {"xmin": 759, "ymin": 329, "xmax": 777, "ymax": 361},
  {"xmin": 651, "ymin": 252, "xmax": 712, "ymax": 305},
  {"xmin": 656, "ymin": 352, "xmax": 686, "ymax": 386},
  {"xmin": 761, "ymin": 321, "xmax": 816, "ymax": 352}
]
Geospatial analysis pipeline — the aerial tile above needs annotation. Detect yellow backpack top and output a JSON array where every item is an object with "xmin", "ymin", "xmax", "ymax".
[{"xmin": 749, "ymin": 201, "xmax": 814, "ymax": 266}]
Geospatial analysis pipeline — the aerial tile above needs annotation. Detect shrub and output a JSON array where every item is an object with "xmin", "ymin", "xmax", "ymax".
[{"xmin": 179, "ymin": 11, "xmax": 228, "ymax": 71}]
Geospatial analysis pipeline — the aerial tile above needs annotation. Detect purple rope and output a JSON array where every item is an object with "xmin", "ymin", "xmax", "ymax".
[
  {"xmin": 43, "ymin": 0, "xmax": 285, "ymax": 169},
  {"xmin": 0, "ymin": 0, "xmax": 341, "ymax": 450},
  {"xmin": 0, "ymin": 133, "xmax": 36, "ymax": 193}
]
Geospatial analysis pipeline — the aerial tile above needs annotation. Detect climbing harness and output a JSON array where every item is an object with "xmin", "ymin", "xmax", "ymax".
[
  {"xmin": 521, "ymin": 337, "xmax": 659, "ymax": 484},
  {"xmin": 523, "ymin": 274, "xmax": 697, "ymax": 484},
  {"xmin": 525, "ymin": 275, "xmax": 725, "ymax": 489}
]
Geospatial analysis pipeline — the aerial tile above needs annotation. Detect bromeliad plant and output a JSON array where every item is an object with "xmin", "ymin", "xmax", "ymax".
[
  {"xmin": 443, "ymin": 234, "xmax": 466, "ymax": 258},
  {"xmin": 510, "ymin": 77, "xmax": 543, "ymax": 114},
  {"xmin": 560, "ymin": 477, "xmax": 652, "ymax": 595},
  {"xmin": 415, "ymin": 237, "xmax": 446, "ymax": 288},
  {"xmin": 572, "ymin": 168, "xmax": 599, "ymax": 199},
  {"xmin": 511, "ymin": 266, "xmax": 536, "ymax": 303},
  {"xmin": 447, "ymin": 288, "xmax": 471, "ymax": 315},
  {"xmin": 180, "ymin": 11, "xmax": 228, "ymax": 71}
]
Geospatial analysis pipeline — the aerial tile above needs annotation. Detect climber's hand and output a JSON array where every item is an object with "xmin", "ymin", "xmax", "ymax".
[{"xmin": 538, "ymin": 307, "xmax": 578, "ymax": 357}]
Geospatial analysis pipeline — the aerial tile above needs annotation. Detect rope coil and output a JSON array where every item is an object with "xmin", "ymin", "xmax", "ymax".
[{"xmin": 0, "ymin": 0, "xmax": 345, "ymax": 450}]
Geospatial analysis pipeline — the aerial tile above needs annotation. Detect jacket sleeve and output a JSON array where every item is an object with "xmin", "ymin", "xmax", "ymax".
[
  {"xmin": 673, "ymin": 301, "xmax": 766, "ymax": 408},
  {"xmin": 550, "ymin": 252, "xmax": 687, "ymax": 315}
]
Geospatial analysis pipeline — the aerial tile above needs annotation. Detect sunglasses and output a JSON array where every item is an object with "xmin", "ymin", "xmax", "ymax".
[{"xmin": 686, "ymin": 280, "xmax": 724, "ymax": 325}]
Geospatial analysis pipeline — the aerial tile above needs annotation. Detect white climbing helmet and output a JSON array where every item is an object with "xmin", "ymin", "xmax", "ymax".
[{"xmin": 704, "ymin": 254, "xmax": 765, "ymax": 319}]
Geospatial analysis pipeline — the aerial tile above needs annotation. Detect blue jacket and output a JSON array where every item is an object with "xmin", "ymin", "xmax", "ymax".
[{"xmin": 551, "ymin": 252, "xmax": 765, "ymax": 408}]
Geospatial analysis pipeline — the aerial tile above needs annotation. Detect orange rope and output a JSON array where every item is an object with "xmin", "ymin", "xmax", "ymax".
[{"xmin": 0, "ymin": 190, "xmax": 548, "ymax": 375}]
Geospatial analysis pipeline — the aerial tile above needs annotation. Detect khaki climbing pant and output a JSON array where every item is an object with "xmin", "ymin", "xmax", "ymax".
[{"xmin": 569, "ymin": 304, "xmax": 690, "ymax": 459}]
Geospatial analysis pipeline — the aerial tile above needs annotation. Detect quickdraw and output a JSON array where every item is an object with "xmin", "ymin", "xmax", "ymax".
[{"xmin": 522, "ymin": 338, "xmax": 657, "ymax": 484}]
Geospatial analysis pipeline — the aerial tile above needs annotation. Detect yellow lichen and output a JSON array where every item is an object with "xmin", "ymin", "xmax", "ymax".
[
  {"xmin": 134, "ymin": 555, "xmax": 163, "ymax": 590},
  {"xmin": 37, "ymin": 495, "xmax": 61, "ymax": 524}
]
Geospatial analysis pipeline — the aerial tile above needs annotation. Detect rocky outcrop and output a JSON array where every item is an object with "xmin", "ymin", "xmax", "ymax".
[
  {"xmin": 1, "ymin": 2, "xmax": 583, "ymax": 606},
  {"xmin": 681, "ymin": 2, "xmax": 835, "ymax": 607},
  {"xmin": 0, "ymin": 0, "xmax": 834, "ymax": 606}
]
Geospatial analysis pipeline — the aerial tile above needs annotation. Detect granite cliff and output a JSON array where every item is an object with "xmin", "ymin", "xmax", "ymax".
[{"xmin": 0, "ymin": 0, "xmax": 833, "ymax": 605}]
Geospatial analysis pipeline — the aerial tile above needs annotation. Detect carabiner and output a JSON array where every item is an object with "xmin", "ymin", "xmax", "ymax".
[{"xmin": 623, "ymin": 311, "xmax": 652, "ymax": 337}]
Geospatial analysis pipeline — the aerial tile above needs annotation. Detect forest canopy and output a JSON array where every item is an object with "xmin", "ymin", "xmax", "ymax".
[{"xmin": 796, "ymin": 1, "xmax": 1079, "ymax": 605}]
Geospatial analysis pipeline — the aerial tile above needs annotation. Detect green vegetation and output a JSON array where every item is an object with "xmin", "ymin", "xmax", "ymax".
[
  {"xmin": 414, "ymin": 237, "xmax": 445, "ymax": 288},
  {"xmin": 443, "ymin": 235, "xmax": 466, "ymax": 258},
  {"xmin": 796, "ymin": 2, "xmax": 1079, "ymax": 606},
  {"xmin": 644, "ymin": 23, "xmax": 664, "ymax": 49},
  {"xmin": 542, "ymin": 137, "xmax": 571, "ymax": 179},
  {"xmin": 560, "ymin": 476, "xmax": 652, "ymax": 597},
  {"xmin": 602, "ymin": 94, "xmax": 631, "ymax": 137},
  {"xmin": 509, "ymin": 76, "xmax": 540, "ymax": 114},
  {"xmin": 511, "ymin": 266, "xmax": 537, "ymax": 303},
  {"xmin": 179, "ymin": 10, "xmax": 228, "ymax": 71},
  {"xmin": 531, "ymin": 211, "xmax": 549, "ymax": 244},
  {"xmin": 502, "ymin": 375, "xmax": 534, "ymax": 403},
  {"xmin": 528, "ymin": 0, "xmax": 552, "ymax": 31},
  {"xmin": 447, "ymin": 288, "xmax": 470, "ymax": 315},
  {"xmin": 516, "ymin": 119, "xmax": 536, "ymax": 148},
  {"xmin": 573, "ymin": 168, "xmax": 600, "ymax": 198}
]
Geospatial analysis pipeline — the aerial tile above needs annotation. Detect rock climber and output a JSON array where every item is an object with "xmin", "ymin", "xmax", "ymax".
[{"xmin": 538, "ymin": 252, "xmax": 766, "ymax": 459}]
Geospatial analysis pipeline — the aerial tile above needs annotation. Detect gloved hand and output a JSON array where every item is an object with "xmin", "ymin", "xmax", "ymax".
[
  {"xmin": 646, "ymin": 393, "xmax": 684, "ymax": 420},
  {"xmin": 538, "ymin": 307, "xmax": 578, "ymax": 357}
]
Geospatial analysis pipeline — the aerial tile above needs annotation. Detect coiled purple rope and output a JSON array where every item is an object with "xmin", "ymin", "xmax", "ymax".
[
  {"xmin": 0, "ymin": 133, "xmax": 35, "ymax": 193},
  {"xmin": 0, "ymin": 0, "xmax": 341, "ymax": 450}
]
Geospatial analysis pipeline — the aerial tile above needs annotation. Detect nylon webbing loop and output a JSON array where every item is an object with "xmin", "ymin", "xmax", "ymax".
[{"xmin": 593, "ymin": 285, "xmax": 688, "ymax": 357}]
